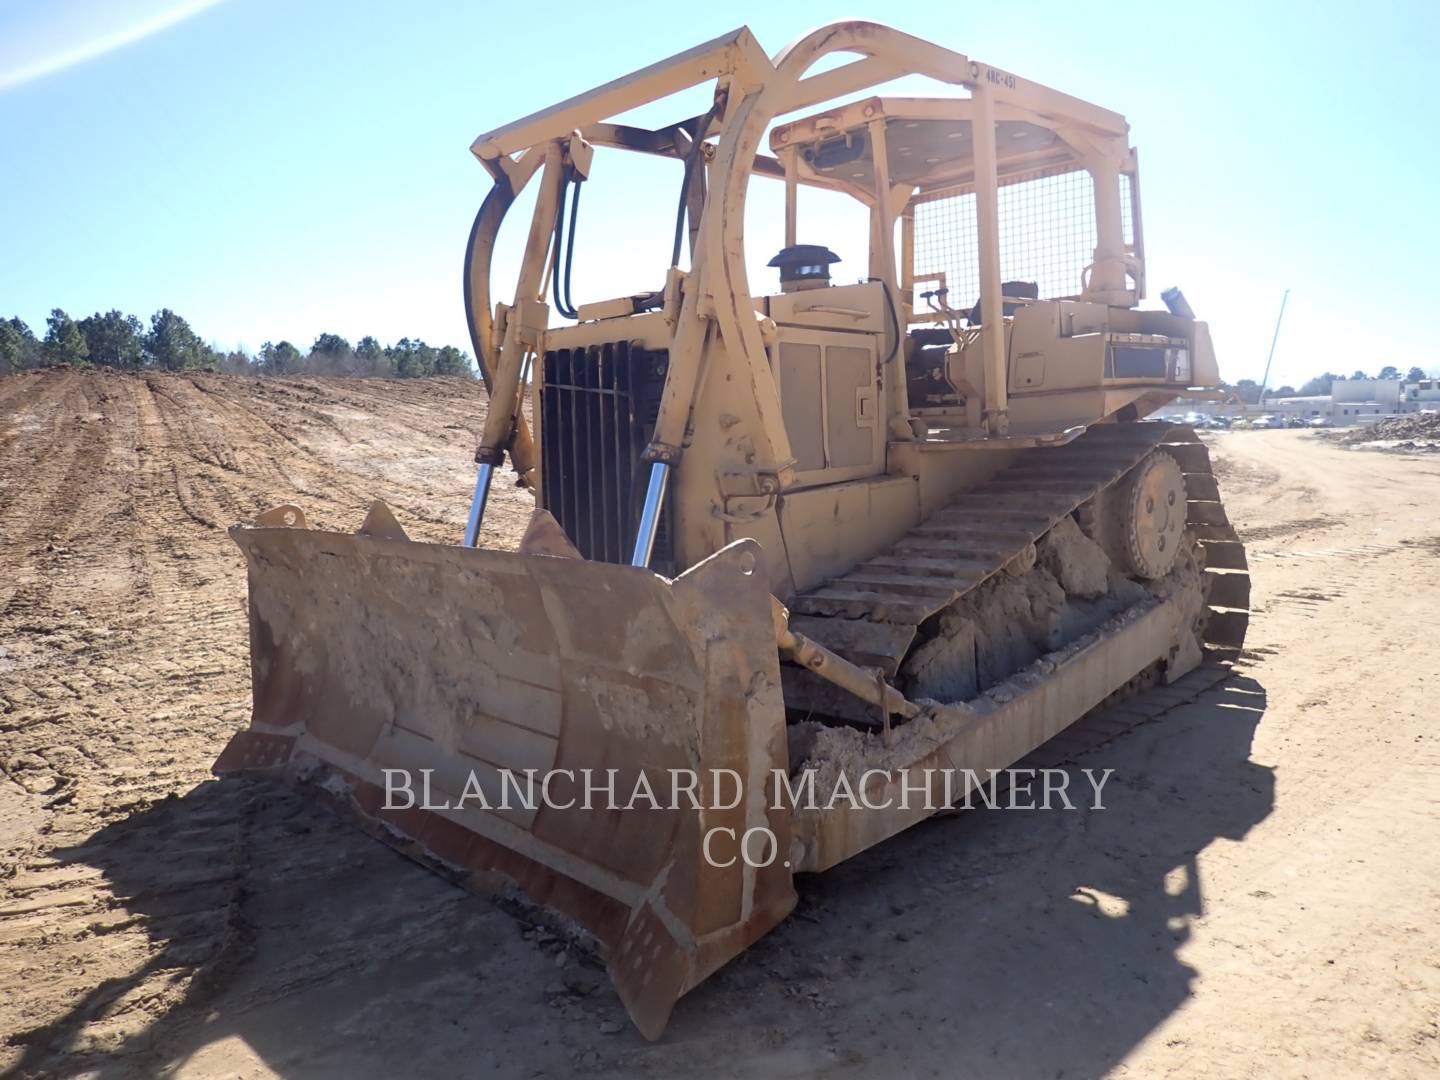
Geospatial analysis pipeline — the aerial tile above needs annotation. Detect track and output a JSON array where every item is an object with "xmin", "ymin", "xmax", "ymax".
[{"xmin": 790, "ymin": 421, "xmax": 1251, "ymax": 680}]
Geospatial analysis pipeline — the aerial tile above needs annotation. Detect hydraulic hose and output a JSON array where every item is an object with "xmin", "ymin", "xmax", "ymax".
[
  {"xmin": 551, "ymin": 173, "xmax": 582, "ymax": 321},
  {"xmin": 869, "ymin": 277, "xmax": 902, "ymax": 366},
  {"xmin": 670, "ymin": 105, "xmax": 719, "ymax": 268}
]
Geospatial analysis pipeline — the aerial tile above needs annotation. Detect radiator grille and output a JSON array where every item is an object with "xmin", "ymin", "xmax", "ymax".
[{"xmin": 540, "ymin": 341, "xmax": 673, "ymax": 573}]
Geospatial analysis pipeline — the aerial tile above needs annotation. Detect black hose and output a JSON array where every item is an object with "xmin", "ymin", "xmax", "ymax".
[
  {"xmin": 670, "ymin": 106, "xmax": 718, "ymax": 269},
  {"xmin": 560, "ymin": 178, "xmax": 581, "ymax": 317},
  {"xmin": 550, "ymin": 178, "xmax": 570, "ymax": 317},
  {"xmin": 462, "ymin": 174, "xmax": 517, "ymax": 389},
  {"xmin": 551, "ymin": 174, "xmax": 581, "ymax": 321},
  {"xmin": 869, "ymin": 277, "xmax": 902, "ymax": 366}
]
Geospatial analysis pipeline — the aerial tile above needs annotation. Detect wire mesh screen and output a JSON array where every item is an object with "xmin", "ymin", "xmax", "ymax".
[
  {"xmin": 1120, "ymin": 172, "xmax": 1135, "ymax": 247},
  {"xmin": 913, "ymin": 167, "xmax": 1099, "ymax": 306}
]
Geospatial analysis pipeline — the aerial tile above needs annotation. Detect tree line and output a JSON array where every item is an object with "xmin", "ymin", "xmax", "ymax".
[
  {"xmin": 0, "ymin": 309, "xmax": 474, "ymax": 379},
  {"xmin": 5, "ymin": 308, "xmax": 1429, "ymax": 394},
  {"xmin": 1225, "ymin": 366, "xmax": 1429, "ymax": 404}
]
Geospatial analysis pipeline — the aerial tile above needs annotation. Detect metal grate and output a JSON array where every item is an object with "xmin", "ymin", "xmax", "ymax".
[
  {"xmin": 540, "ymin": 341, "xmax": 674, "ymax": 573},
  {"xmin": 912, "ymin": 167, "xmax": 1100, "ymax": 307},
  {"xmin": 1119, "ymin": 173, "xmax": 1136, "ymax": 247}
]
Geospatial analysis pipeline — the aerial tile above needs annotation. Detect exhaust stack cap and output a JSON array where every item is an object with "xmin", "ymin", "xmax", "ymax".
[{"xmin": 769, "ymin": 244, "xmax": 841, "ymax": 293}]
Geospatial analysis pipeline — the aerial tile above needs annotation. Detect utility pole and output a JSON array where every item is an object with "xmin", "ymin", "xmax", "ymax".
[{"xmin": 1257, "ymin": 288, "xmax": 1290, "ymax": 411}]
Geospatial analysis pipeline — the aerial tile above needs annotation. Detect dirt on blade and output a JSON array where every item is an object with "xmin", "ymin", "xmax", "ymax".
[{"xmin": 2, "ymin": 374, "xmax": 1437, "ymax": 1079}]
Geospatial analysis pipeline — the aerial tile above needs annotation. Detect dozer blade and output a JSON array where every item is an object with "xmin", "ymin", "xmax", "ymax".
[{"xmin": 214, "ymin": 505, "xmax": 796, "ymax": 1038}]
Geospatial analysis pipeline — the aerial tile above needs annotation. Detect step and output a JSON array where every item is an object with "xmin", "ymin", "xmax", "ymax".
[
  {"xmin": 837, "ymin": 572, "xmax": 972, "ymax": 599},
  {"xmin": 1075, "ymin": 421, "xmax": 1181, "ymax": 442},
  {"xmin": 1159, "ymin": 442, "xmax": 1210, "ymax": 470},
  {"xmin": 1182, "ymin": 473, "xmax": 1221, "ymax": 501},
  {"xmin": 1203, "ymin": 569, "xmax": 1251, "ymax": 610},
  {"xmin": 1187, "ymin": 500, "xmax": 1230, "ymax": 527},
  {"xmin": 945, "ymin": 492, "xmax": 1078, "ymax": 510},
  {"xmin": 788, "ymin": 615, "xmax": 917, "ymax": 675},
  {"xmin": 909, "ymin": 525, "xmax": 1050, "ymax": 549},
  {"xmin": 998, "ymin": 462, "xmax": 1133, "ymax": 483},
  {"xmin": 982, "ymin": 480, "xmax": 1103, "ymax": 497},
  {"xmin": 923, "ymin": 507, "xmax": 1059, "ymax": 533},
  {"xmin": 790, "ymin": 587, "xmax": 937, "ymax": 624},
  {"xmin": 910, "ymin": 515, "xmax": 1036, "ymax": 541},
  {"xmin": 863, "ymin": 555, "xmax": 995, "ymax": 578},
  {"xmin": 893, "ymin": 536, "xmax": 1014, "ymax": 559},
  {"xmin": 1203, "ymin": 609, "xmax": 1249, "ymax": 648}
]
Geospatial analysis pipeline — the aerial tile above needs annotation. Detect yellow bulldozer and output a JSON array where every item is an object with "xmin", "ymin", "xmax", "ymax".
[{"xmin": 214, "ymin": 22, "xmax": 1249, "ymax": 1038}]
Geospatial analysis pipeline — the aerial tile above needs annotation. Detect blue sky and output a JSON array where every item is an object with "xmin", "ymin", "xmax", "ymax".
[{"xmin": 2, "ymin": 0, "xmax": 1436, "ymax": 387}]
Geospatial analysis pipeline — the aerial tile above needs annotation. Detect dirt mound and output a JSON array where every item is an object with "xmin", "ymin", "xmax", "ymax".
[{"xmin": 1338, "ymin": 412, "xmax": 1440, "ymax": 444}]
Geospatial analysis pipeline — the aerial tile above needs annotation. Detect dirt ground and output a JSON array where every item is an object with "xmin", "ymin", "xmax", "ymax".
[{"xmin": 2, "ymin": 369, "xmax": 1436, "ymax": 1079}]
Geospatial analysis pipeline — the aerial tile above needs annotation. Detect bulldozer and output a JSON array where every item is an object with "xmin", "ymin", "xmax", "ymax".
[{"xmin": 214, "ymin": 22, "xmax": 1249, "ymax": 1038}]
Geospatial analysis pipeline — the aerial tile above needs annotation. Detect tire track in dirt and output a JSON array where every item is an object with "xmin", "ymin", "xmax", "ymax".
[
  {"xmin": 196, "ymin": 374, "xmax": 501, "ymax": 538},
  {"xmin": 1, "ymin": 375, "xmax": 107, "ymax": 601},
  {"xmin": 0, "ymin": 369, "xmax": 528, "ymax": 1075},
  {"xmin": 0, "ymin": 371, "xmax": 79, "ymax": 465},
  {"xmin": 175, "ymin": 376, "xmax": 458, "ymax": 536}
]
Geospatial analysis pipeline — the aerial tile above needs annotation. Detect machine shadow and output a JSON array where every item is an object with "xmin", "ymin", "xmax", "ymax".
[
  {"xmin": 1, "ymin": 779, "xmax": 256, "ymax": 1080},
  {"xmin": 684, "ymin": 670, "xmax": 1274, "ymax": 1077},
  {"xmin": 4, "ymin": 674, "xmax": 1270, "ymax": 1080},
  {"xmin": 4, "ymin": 768, "xmax": 576, "ymax": 1080}
]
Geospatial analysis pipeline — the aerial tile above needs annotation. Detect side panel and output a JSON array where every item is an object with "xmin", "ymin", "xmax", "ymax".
[
  {"xmin": 778, "ymin": 341, "xmax": 825, "ymax": 471},
  {"xmin": 775, "ymin": 326, "xmax": 883, "ymax": 487},
  {"xmin": 825, "ymin": 344, "xmax": 878, "ymax": 467},
  {"xmin": 885, "ymin": 441, "xmax": 1017, "ymax": 520},
  {"xmin": 778, "ymin": 474, "xmax": 920, "ymax": 593}
]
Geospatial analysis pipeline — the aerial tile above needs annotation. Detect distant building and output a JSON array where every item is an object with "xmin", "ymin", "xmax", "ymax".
[
  {"xmin": 1327, "ymin": 401, "xmax": 1388, "ymax": 422},
  {"xmin": 1402, "ymin": 379, "xmax": 1440, "ymax": 412},
  {"xmin": 1162, "ymin": 376, "xmax": 1424, "ymax": 427},
  {"xmin": 1264, "ymin": 395, "xmax": 1330, "ymax": 419},
  {"xmin": 1332, "ymin": 379, "xmax": 1402, "ymax": 408},
  {"xmin": 1245, "ymin": 378, "xmax": 1400, "ymax": 425}
]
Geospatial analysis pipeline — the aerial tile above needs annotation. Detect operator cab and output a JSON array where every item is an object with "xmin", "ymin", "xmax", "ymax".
[{"xmin": 761, "ymin": 97, "xmax": 1197, "ymax": 450}]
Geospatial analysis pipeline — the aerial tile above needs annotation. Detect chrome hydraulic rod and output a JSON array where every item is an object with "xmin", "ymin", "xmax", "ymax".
[
  {"xmin": 462, "ymin": 463, "xmax": 494, "ymax": 547},
  {"xmin": 630, "ymin": 462, "xmax": 670, "ymax": 568}
]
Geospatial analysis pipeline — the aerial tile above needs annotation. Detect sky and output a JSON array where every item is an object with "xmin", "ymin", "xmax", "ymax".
[{"xmin": 2, "ymin": 0, "xmax": 1437, "ymax": 388}]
